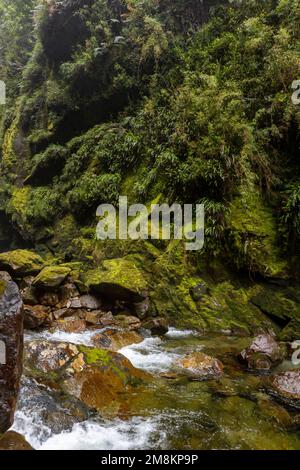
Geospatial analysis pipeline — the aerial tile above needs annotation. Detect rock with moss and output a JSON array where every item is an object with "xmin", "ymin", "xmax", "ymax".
[
  {"xmin": 24, "ymin": 340, "xmax": 149, "ymax": 416},
  {"xmin": 84, "ymin": 258, "xmax": 148, "ymax": 302},
  {"xmin": 33, "ymin": 266, "xmax": 71, "ymax": 289},
  {"xmin": 0, "ymin": 250, "xmax": 44, "ymax": 277}
]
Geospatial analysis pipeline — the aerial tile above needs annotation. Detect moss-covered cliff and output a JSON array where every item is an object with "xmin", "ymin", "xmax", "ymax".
[{"xmin": 0, "ymin": 0, "xmax": 300, "ymax": 336}]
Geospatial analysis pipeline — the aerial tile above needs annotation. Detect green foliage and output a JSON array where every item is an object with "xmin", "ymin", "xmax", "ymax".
[{"xmin": 68, "ymin": 172, "xmax": 121, "ymax": 218}]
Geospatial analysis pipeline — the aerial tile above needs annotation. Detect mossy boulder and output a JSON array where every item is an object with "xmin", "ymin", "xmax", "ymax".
[
  {"xmin": 0, "ymin": 431, "xmax": 33, "ymax": 450},
  {"xmin": 84, "ymin": 258, "xmax": 148, "ymax": 302},
  {"xmin": 33, "ymin": 266, "xmax": 71, "ymax": 289},
  {"xmin": 24, "ymin": 340, "xmax": 149, "ymax": 416},
  {"xmin": 0, "ymin": 250, "xmax": 44, "ymax": 277}
]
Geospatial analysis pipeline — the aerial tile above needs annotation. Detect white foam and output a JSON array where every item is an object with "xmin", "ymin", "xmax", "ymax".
[
  {"xmin": 166, "ymin": 327, "xmax": 198, "ymax": 339},
  {"xmin": 119, "ymin": 336, "xmax": 181, "ymax": 373},
  {"xmin": 25, "ymin": 328, "xmax": 108, "ymax": 347}
]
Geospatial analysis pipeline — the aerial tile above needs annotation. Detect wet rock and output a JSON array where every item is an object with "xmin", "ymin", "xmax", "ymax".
[
  {"xmin": 239, "ymin": 334, "xmax": 283, "ymax": 371},
  {"xmin": 53, "ymin": 307, "xmax": 73, "ymax": 320},
  {"xmin": 24, "ymin": 340, "xmax": 149, "ymax": 415},
  {"xmin": 0, "ymin": 431, "xmax": 33, "ymax": 450},
  {"xmin": 177, "ymin": 352, "xmax": 224, "ymax": 381},
  {"xmin": 134, "ymin": 298, "xmax": 150, "ymax": 319},
  {"xmin": 92, "ymin": 330, "xmax": 144, "ymax": 351},
  {"xmin": 98, "ymin": 311, "xmax": 116, "ymax": 327},
  {"xmin": 24, "ymin": 304, "xmax": 51, "ymax": 329},
  {"xmin": 55, "ymin": 318, "xmax": 87, "ymax": 334},
  {"xmin": 0, "ymin": 272, "xmax": 24, "ymax": 433},
  {"xmin": 67, "ymin": 297, "xmax": 82, "ymax": 309},
  {"xmin": 114, "ymin": 314, "xmax": 141, "ymax": 331},
  {"xmin": 143, "ymin": 317, "xmax": 169, "ymax": 336},
  {"xmin": 16, "ymin": 377, "xmax": 89, "ymax": 435},
  {"xmin": 267, "ymin": 370, "xmax": 300, "ymax": 410},
  {"xmin": 83, "ymin": 310, "xmax": 106, "ymax": 325},
  {"xmin": 33, "ymin": 266, "xmax": 71, "ymax": 289},
  {"xmin": 0, "ymin": 250, "xmax": 44, "ymax": 277},
  {"xmin": 59, "ymin": 283, "xmax": 80, "ymax": 303},
  {"xmin": 84, "ymin": 258, "xmax": 148, "ymax": 302}
]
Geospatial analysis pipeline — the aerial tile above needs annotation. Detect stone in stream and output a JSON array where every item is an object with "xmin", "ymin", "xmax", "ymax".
[
  {"xmin": 0, "ymin": 272, "xmax": 24, "ymax": 434},
  {"xmin": 0, "ymin": 431, "xmax": 33, "ymax": 450},
  {"xmin": 24, "ymin": 340, "xmax": 150, "ymax": 416},
  {"xmin": 238, "ymin": 334, "xmax": 283, "ymax": 371},
  {"xmin": 176, "ymin": 352, "xmax": 224, "ymax": 381},
  {"xmin": 92, "ymin": 329, "xmax": 144, "ymax": 351},
  {"xmin": 266, "ymin": 370, "xmax": 300, "ymax": 410}
]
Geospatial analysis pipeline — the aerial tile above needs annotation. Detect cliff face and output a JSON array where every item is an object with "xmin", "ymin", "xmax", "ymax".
[{"xmin": 0, "ymin": 1, "xmax": 299, "ymax": 337}]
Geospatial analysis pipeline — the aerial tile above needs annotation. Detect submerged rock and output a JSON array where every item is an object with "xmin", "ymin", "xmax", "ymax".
[
  {"xmin": 0, "ymin": 272, "xmax": 24, "ymax": 433},
  {"xmin": 0, "ymin": 250, "xmax": 44, "ymax": 277},
  {"xmin": 177, "ymin": 352, "xmax": 224, "ymax": 381},
  {"xmin": 267, "ymin": 371, "xmax": 300, "ymax": 410},
  {"xmin": 84, "ymin": 258, "xmax": 148, "ymax": 302},
  {"xmin": 33, "ymin": 266, "xmax": 71, "ymax": 289},
  {"xmin": 0, "ymin": 431, "xmax": 33, "ymax": 450},
  {"xmin": 239, "ymin": 334, "xmax": 283, "ymax": 371}
]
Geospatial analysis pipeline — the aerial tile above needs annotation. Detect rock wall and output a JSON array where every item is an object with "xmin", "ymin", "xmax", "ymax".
[{"xmin": 0, "ymin": 272, "xmax": 24, "ymax": 434}]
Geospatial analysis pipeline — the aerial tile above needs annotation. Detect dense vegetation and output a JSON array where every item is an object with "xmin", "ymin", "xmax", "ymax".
[{"xmin": 0, "ymin": 0, "xmax": 300, "ymax": 337}]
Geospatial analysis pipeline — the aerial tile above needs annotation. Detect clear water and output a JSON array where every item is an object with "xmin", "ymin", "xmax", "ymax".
[{"xmin": 13, "ymin": 328, "xmax": 300, "ymax": 450}]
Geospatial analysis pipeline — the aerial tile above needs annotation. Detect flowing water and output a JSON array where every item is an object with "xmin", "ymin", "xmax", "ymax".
[{"xmin": 12, "ymin": 328, "xmax": 300, "ymax": 450}]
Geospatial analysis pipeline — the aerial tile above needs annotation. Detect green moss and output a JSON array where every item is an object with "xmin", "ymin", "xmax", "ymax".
[
  {"xmin": 33, "ymin": 265, "xmax": 71, "ymax": 289},
  {"xmin": 84, "ymin": 257, "xmax": 148, "ymax": 301},
  {"xmin": 78, "ymin": 346, "xmax": 127, "ymax": 382},
  {"xmin": 0, "ymin": 280, "xmax": 7, "ymax": 297},
  {"xmin": 0, "ymin": 249, "xmax": 44, "ymax": 276},
  {"xmin": 227, "ymin": 186, "xmax": 288, "ymax": 279}
]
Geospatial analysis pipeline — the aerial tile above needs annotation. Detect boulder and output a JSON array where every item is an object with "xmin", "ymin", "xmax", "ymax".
[
  {"xmin": 33, "ymin": 266, "xmax": 71, "ymax": 289},
  {"xmin": 24, "ymin": 304, "xmax": 50, "ymax": 329},
  {"xmin": 56, "ymin": 318, "xmax": 87, "ymax": 334},
  {"xmin": 92, "ymin": 330, "xmax": 144, "ymax": 351},
  {"xmin": 114, "ymin": 315, "xmax": 142, "ymax": 331},
  {"xmin": 38, "ymin": 291, "xmax": 60, "ymax": 307},
  {"xmin": 0, "ymin": 272, "xmax": 24, "ymax": 433},
  {"xmin": 0, "ymin": 431, "xmax": 33, "ymax": 450},
  {"xmin": 267, "ymin": 371, "xmax": 300, "ymax": 410},
  {"xmin": 176, "ymin": 352, "xmax": 224, "ymax": 381},
  {"xmin": 80, "ymin": 294, "xmax": 102, "ymax": 310},
  {"xmin": 0, "ymin": 250, "xmax": 44, "ymax": 277},
  {"xmin": 24, "ymin": 340, "xmax": 149, "ymax": 415},
  {"xmin": 143, "ymin": 317, "xmax": 169, "ymax": 336},
  {"xmin": 21, "ymin": 286, "xmax": 38, "ymax": 306},
  {"xmin": 84, "ymin": 258, "xmax": 148, "ymax": 302},
  {"xmin": 238, "ymin": 334, "xmax": 283, "ymax": 371}
]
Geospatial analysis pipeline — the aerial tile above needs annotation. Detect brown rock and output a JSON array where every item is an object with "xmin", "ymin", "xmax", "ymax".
[
  {"xmin": 239, "ymin": 334, "xmax": 282, "ymax": 371},
  {"xmin": 56, "ymin": 318, "xmax": 87, "ymax": 334},
  {"xmin": 143, "ymin": 317, "xmax": 168, "ymax": 336},
  {"xmin": 21, "ymin": 286, "xmax": 38, "ymax": 306},
  {"xmin": 267, "ymin": 370, "xmax": 300, "ymax": 410},
  {"xmin": 83, "ymin": 311, "xmax": 105, "ymax": 325},
  {"xmin": 0, "ymin": 431, "xmax": 33, "ymax": 450},
  {"xmin": 115, "ymin": 315, "xmax": 142, "ymax": 331},
  {"xmin": 92, "ymin": 330, "xmax": 143, "ymax": 351},
  {"xmin": 39, "ymin": 291, "xmax": 60, "ymax": 307},
  {"xmin": 24, "ymin": 304, "xmax": 50, "ymax": 329},
  {"xmin": 177, "ymin": 352, "xmax": 223, "ymax": 381},
  {"xmin": 0, "ymin": 272, "xmax": 24, "ymax": 433},
  {"xmin": 98, "ymin": 311, "xmax": 116, "ymax": 327}
]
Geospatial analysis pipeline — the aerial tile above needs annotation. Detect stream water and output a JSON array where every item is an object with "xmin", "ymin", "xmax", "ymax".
[{"xmin": 12, "ymin": 328, "xmax": 300, "ymax": 450}]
